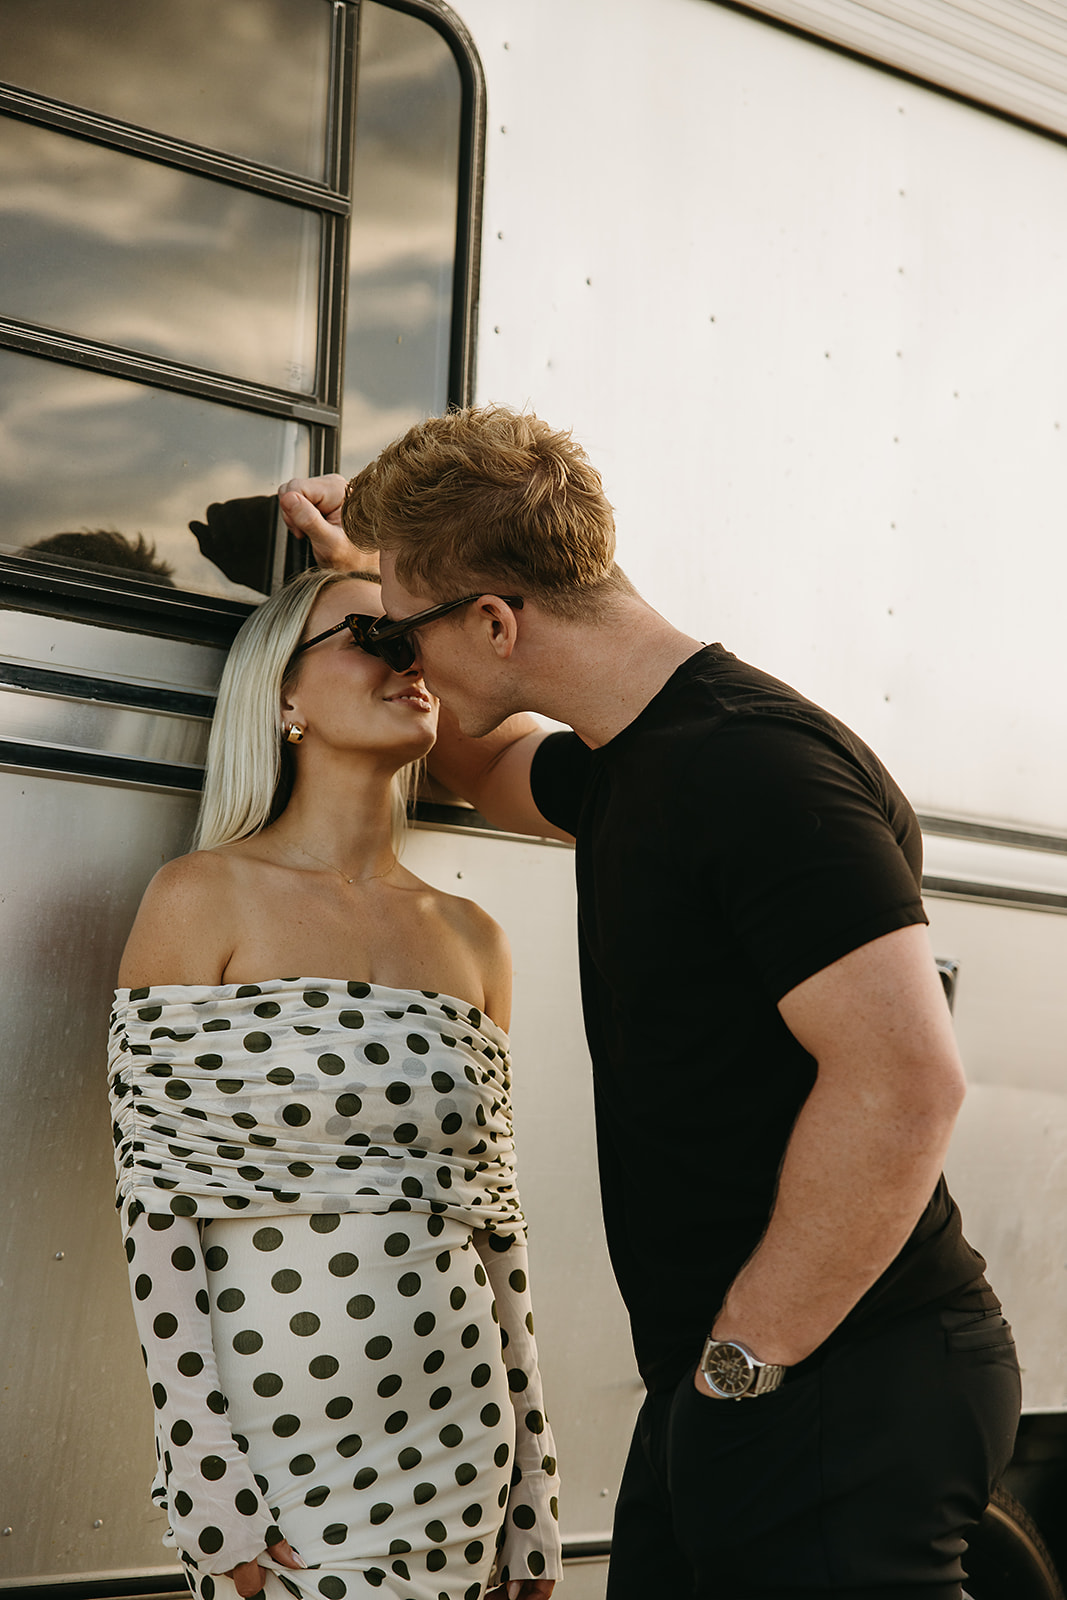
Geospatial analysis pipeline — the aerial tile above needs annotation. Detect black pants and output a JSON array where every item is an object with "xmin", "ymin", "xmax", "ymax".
[{"xmin": 606, "ymin": 1303, "xmax": 1021, "ymax": 1600}]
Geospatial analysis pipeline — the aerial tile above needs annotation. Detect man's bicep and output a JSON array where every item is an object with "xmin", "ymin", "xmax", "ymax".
[{"xmin": 777, "ymin": 924, "xmax": 964, "ymax": 1098}]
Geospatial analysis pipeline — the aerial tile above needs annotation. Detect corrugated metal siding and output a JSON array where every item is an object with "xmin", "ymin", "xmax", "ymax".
[{"xmin": 737, "ymin": 0, "xmax": 1067, "ymax": 137}]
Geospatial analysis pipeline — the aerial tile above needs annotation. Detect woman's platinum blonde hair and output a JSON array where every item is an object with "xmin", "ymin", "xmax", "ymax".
[{"xmin": 193, "ymin": 567, "xmax": 421, "ymax": 852}]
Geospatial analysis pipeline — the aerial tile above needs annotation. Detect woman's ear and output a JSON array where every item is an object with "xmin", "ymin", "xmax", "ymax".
[{"xmin": 280, "ymin": 681, "xmax": 301, "ymax": 732}]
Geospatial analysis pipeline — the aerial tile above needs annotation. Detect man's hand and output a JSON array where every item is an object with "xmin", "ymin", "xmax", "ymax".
[
  {"xmin": 485, "ymin": 1580, "xmax": 556, "ymax": 1600},
  {"xmin": 278, "ymin": 474, "xmax": 359, "ymax": 571},
  {"xmin": 226, "ymin": 1536, "xmax": 306, "ymax": 1596}
]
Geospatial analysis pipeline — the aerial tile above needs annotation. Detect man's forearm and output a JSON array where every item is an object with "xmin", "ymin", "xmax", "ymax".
[
  {"xmin": 425, "ymin": 707, "xmax": 568, "ymax": 840},
  {"xmin": 711, "ymin": 1066, "xmax": 962, "ymax": 1366},
  {"xmin": 427, "ymin": 708, "xmax": 541, "ymax": 803}
]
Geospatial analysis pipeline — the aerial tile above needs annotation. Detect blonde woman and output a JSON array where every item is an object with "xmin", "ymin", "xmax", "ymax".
[{"xmin": 108, "ymin": 567, "xmax": 560, "ymax": 1600}]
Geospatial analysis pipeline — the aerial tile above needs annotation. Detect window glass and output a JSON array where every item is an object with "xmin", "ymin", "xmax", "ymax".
[
  {"xmin": 341, "ymin": 3, "xmax": 461, "ymax": 476},
  {"xmin": 0, "ymin": 0, "xmax": 333, "ymax": 180},
  {"xmin": 0, "ymin": 351, "xmax": 309, "ymax": 599},
  {"xmin": 0, "ymin": 119, "xmax": 320, "ymax": 393}
]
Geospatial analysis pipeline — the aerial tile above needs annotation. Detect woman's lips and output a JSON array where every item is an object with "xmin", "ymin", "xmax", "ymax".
[{"xmin": 384, "ymin": 689, "xmax": 434, "ymax": 712}]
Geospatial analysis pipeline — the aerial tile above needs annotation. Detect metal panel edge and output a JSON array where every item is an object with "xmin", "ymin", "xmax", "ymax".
[{"xmin": 713, "ymin": 0, "xmax": 1067, "ymax": 142}]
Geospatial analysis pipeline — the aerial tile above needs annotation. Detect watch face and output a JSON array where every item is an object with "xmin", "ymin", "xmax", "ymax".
[{"xmin": 704, "ymin": 1342, "xmax": 754, "ymax": 1397}]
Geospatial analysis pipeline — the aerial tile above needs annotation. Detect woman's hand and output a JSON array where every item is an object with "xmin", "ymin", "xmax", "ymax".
[
  {"xmin": 226, "ymin": 1536, "xmax": 306, "ymax": 1596},
  {"xmin": 485, "ymin": 1582, "xmax": 556, "ymax": 1600}
]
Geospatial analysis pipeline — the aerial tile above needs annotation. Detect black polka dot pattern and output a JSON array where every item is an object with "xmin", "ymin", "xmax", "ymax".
[{"xmin": 110, "ymin": 980, "xmax": 561, "ymax": 1594}]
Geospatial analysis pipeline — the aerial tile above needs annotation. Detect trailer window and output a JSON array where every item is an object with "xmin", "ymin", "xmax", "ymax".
[
  {"xmin": 1, "ymin": 120, "xmax": 321, "ymax": 393},
  {"xmin": 0, "ymin": 0, "xmax": 477, "ymax": 639},
  {"xmin": 0, "ymin": 0, "xmax": 333, "ymax": 181}
]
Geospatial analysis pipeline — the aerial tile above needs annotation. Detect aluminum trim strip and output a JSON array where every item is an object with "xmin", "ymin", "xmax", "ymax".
[
  {"xmin": 0, "ymin": 739, "xmax": 204, "ymax": 793},
  {"xmin": 923, "ymin": 876, "xmax": 1067, "ymax": 914},
  {"xmin": 1, "ymin": 611, "xmax": 226, "ymax": 692},
  {"xmin": 0, "ymin": 663, "xmax": 215, "ymax": 719},
  {"xmin": 0, "ymin": 688, "xmax": 208, "ymax": 769},
  {"xmin": 918, "ymin": 812, "xmax": 1067, "ymax": 855}
]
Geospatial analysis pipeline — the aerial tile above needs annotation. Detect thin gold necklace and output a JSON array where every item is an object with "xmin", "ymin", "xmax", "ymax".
[{"xmin": 292, "ymin": 843, "xmax": 398, "ymax": 886}]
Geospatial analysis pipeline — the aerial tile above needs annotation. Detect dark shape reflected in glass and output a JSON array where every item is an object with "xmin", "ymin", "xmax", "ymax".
[
  {"xmin": 341, "ymin": 2, "xmax": 462, "ymax": 478},
  {"xmin": 25, "ymin": 529, "xmax": 176, "ymax": 586},
  {"xmin": 0, "ymin": 349, "xmax": 309, "ymax": 601},
  {"xmin": 0, "ymin": 0, "xmax": 333, "ymax": 180},
  {"xmin": 188, "ymin": 498, "xmax": 280, "ymax": 592},
  {"xmin": 0, "ymin": 119, "xmax": 321, "ymax": 394}
]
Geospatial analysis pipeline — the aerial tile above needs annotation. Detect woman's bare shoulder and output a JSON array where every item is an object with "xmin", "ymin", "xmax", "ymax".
[
  {"xmin": 442, "ymin": 890, "xmax": 508, "ymax": 954},
  {"xmin": 430, "ymin": 887, "xmax": 513, "ymax": 1027},
  {"xmin": 396, "ymin": 867, "xmax": 507, "ymax": 952},
  {"xmin": 118, "ymin": 849, "xmax": 241, "ymax": 988}
]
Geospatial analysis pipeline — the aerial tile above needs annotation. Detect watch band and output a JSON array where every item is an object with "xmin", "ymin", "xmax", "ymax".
[{"xmin": 747, "ymin": 1358, "xmax": 789, "ymax": 1395}]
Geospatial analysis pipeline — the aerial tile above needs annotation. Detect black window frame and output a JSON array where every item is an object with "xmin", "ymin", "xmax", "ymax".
[{"xmin": 0, "ymin": 0, "xmax": 484, "ymax": 647}]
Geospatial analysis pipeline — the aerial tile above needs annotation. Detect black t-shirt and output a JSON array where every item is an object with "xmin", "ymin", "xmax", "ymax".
[{"xmin": 530, "ymin": 645, "xmax": 989, "ymax": 1391}]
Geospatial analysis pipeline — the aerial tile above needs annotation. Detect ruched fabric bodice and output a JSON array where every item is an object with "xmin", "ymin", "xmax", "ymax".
[{"xmin": 109, "ymin": 979, "xmax": 522, "ymax": 1232}]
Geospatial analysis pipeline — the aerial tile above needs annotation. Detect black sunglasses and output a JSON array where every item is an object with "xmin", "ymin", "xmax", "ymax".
[{"xmin": 292, "ymin": 592, "xmax": 524, "ymax": 674}]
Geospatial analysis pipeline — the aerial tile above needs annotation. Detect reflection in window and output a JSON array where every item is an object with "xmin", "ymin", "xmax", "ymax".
[
  {"xmin": 0, "ymin": 352, "xmax": 309, "ymax": 599},
  {"xmin": 0, "ymin": 0, "xmax": 333, "ymax": 180},
  {"xmin": 342, "ymin": 3, "xmax": 461, "ymax": 476},
  {"xmin": 0, "ymin": 120, "xmax": 321, "ymax": 393},
  {"xmin": 0, "ymin": 0, "xmax": 473, "ymax": 618}
]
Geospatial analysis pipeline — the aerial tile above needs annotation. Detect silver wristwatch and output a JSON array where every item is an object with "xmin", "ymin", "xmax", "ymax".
[{"xmin": 698, "ymin": 1335, "xmax": 788, "ymax": 1399}]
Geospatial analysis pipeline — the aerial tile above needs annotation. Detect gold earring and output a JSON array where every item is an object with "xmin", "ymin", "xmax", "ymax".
[{"xmin": 283, "ymin": 723, "xmax": 305, "ymax": 745}]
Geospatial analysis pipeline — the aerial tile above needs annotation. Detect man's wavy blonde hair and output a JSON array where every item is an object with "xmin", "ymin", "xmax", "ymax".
[
  {"xmin": 343, "ymin": 405, "xmax": 635, "ymax": 617},
  {"xmin": 194, "ymin": 568, "xmax": 420, "ymax": 852}
]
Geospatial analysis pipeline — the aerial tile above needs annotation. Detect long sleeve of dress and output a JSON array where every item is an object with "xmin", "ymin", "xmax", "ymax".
[
  {"xmin": 473, "ymin": 1228, "xmax": 562, "ymax": 1586},
  {"xmin": 120, "ymin": 1197, "xmax": 284, "ymax": 1574}
]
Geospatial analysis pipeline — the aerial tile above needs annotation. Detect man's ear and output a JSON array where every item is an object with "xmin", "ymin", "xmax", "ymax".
[{"xmin": 477, "ymin": 595, "xmax": 521, "ymax": 661}]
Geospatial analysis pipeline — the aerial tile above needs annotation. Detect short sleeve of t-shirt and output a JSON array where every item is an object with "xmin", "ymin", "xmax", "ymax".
[
  {"xmin": 691, "ymin": 714, "xmax": 927, "ymax": 1001},
  {"xmin": 530, "ymin": 730, "xmax": 594, "ymax": 837},
  {"xmin": 530, "ymin": 703, "xmax": 927, "ymax": 1002}
]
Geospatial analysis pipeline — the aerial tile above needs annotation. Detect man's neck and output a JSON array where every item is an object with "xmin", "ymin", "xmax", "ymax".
[{"xmin": 528, "ymin": 601, "xmax": 705, "ymax": 749}]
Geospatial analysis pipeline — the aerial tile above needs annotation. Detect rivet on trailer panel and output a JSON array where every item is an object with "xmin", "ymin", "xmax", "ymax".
[{"xmin": 54, "ymin": 1251, "xmax": 65, "ymax": 1260}]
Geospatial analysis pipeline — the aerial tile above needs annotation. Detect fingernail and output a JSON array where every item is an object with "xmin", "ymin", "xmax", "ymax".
[
  {"xmin": 294, "ymin": 1556, "xmax": 308, "ymax": 1570},
  {"xmin": 508, "ymin": 1584, "xmax": 520, "ymax": 1599}
]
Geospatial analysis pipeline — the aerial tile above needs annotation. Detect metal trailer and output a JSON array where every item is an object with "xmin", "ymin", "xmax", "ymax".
[{"xmin": 2, "ymin": 2, "xmax": 1067, "ymax": 1598}]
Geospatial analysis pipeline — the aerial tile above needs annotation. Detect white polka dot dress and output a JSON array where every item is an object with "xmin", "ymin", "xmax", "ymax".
[{"xmin": 108, "ymin": 980, "xmax": 561, "ymax": 1600}]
